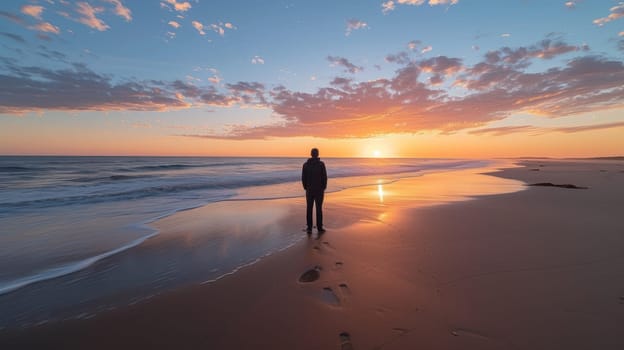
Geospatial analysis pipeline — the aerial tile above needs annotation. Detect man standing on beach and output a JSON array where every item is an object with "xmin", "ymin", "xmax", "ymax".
[{"xmin": 302, "ymin": 148, "xmax": 327, "ymax": 234}]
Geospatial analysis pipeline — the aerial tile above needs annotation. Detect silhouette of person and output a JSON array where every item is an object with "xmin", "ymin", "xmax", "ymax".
[{"xmin": 302, "ymin": 148, "xmax": 327, "ymax": 234}]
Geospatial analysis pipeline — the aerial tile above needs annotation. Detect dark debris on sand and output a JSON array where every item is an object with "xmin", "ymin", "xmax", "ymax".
[{"xmin": 529, "ymin": 182, "xmax": 588, "ymax": 189}]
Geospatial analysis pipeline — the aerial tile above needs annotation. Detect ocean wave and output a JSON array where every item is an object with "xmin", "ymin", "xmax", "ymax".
[
  {"xmin": 0, "ymin": 166, "xmax": 38, "ymax": 173},
  {"xmin": 117, "ymin": 161, "xmax": 261, "ymax": 172},
  {"xmin": 0, "ymin": 230, "xmax": 159, "ymax": 296},
  {"xmin": 68, "ymin": 174, "xmax": 156, "ymax": 183},
  {"xmin": 0, "ymin": 159, "xmax": 486, "ymax": 209}
]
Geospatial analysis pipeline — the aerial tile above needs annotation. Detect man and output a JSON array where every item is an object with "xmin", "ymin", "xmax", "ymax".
[{"xmin": 301, "ymin": 148, "xmax": 327, "ymax": 234}]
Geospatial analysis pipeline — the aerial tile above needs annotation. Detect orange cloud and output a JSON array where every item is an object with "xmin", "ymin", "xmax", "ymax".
[
  {"xmin": 191, "ymin": 21, "xmax": 205, "ymax": 35},
  {"xmin": 168, "ymin": 20, "xmax": 180, "ymax": 28},
  {"xmin": 21, "ymin": 5, "xmax": 44, "ymax": 19},
  {"xmin": 76, "ymin": 2, "xmax": 109, "ymax": 31},
  {"xmin": 30, "ymin": 22, "xmax": 60, "ymax": 34},
  {"xmin": 2, "ymin": 39, "xmax": 623, "ymax": 142},
  {"xmin": 201, "ymin": 41, "xmax": 624, "ymax": 139},
  {"xmin": 104, "ymin": 0, "xmax": 132, "ymax": 21},
  {"xmin": 164, "ymin": 0, "xmax": 191, "ymax": 12},
  {"xmin": 594, "ymin": 2, "xmax": 624, "ymax": 26},
  {"xmin": 470, "ymin": 121, "xmax": 624, "ymax": 136}
]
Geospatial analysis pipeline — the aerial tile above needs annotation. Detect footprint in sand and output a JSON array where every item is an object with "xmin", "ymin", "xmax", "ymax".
[
  {"xmin": 392, "ymin": 328, "xmax": 408, "ymax": 336},
  {"xmin": 450, "ymin": 328, "xmax": 491, "ymax": 341},
  {"xmin": 339, "ymin": 332, "xmax": 354, "ymax": 350},
  {"xmin": 339, "ymin": 283, "xmax": 351, "ymax": 296},
  {"xmin": 321, "ymin": 287, "xmax": 341, "ymax": 306},
  {"xmin": 299, "ymin": 266, "xmax": 322, "ymax": 283},
  {"xmin": 334, "ymin": 261, "xmax": 343, "ymax": 270}
]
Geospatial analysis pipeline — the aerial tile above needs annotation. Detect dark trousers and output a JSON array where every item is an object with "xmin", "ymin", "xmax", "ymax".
[{"xmin": 306, "ymin": 190, "xmax": 324, "ymax": 229}]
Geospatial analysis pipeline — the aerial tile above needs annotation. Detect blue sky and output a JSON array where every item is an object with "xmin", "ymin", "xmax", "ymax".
[{"xmin": 1, "ymin": 0, "xmax": 623, "ymax": 156}]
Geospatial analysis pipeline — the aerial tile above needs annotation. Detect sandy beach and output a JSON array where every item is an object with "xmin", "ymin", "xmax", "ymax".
[{"xmin": 2, "ymin": 159, "xmax": 624, "ymax": 349}]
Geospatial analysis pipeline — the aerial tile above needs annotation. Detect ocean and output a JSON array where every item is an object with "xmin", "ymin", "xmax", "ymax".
[{"xmin": 0, "ymin": 156, "xmax": 489, "ymax": 328}]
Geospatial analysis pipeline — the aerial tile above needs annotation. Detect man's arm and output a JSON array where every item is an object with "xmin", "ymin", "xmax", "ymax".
[
  {"xmin": 321, "ymin": 162, "xmax": 327, "ymax": 190},
  {"xmin": 301, "ymin": 164, "xmax": 307, "ymax": 190}
]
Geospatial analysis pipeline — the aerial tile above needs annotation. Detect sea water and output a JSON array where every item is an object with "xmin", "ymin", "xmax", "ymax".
[{"xmin": 0, "ymin": 156, "xmax": 488, "ymax": 328}]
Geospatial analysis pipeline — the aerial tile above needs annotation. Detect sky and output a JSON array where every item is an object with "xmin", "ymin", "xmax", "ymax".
[{"xmin": 0, "ymin": 0, "xmax": 623, "ymax": 158}]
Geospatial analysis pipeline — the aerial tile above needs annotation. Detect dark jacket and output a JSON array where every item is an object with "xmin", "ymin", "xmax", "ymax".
[{"xmin": 302, "ymin": 157, "xmax": 327, "ymax": 192}]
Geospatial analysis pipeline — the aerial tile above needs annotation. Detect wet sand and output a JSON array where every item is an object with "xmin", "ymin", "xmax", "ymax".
[{"xmin": 2, "ymin": 160, "xmax": 624, "ymax": 349}]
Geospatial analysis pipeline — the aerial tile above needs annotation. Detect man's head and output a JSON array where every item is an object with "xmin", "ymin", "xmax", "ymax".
[{"xmin": 310, "ymin": 148, "xmax": 319, "ymax": 158}]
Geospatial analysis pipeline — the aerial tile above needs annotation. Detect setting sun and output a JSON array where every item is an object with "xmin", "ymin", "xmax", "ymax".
[{"xmin": 373, "ymin": 150, "xmax": 382, "ymax": 158}]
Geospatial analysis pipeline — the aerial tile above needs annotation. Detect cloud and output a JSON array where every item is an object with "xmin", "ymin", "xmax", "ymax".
[
  {"xmin": 0, "ymin": 63, "xmax": 189, "ymax": 114},
  {"xmin": 103, "ymin": 0, "xmax": 132, "ymax": 21},
  {"xmin": 3, "ymin": 38, "xmax": 624, "ymax": 141},
  {"xmin": 37, "ymin": 46, "xmax": 68, "ymax": 62},
  {"xmin": 481, "ymin": 39, "xmax": 584, "ymax": 66},
  {"xmin": 0, "ymin": 11, "xmax": 25, "ymax": 24},
  {"xmin": 470, "ymin": 121, "xmax": 624, "ymax": 136},
  {"xmin": 225, "ymin": 81, "xmax": 267, "ymax": 106},
  {"xmin": 421, "ymin": 45, "xmax": 432, "ymax": 53},
  {"xmin": 191, "ymin": 20, "xmax": 205, "ymax": 35},
  {"xmin": 427, "ymin": 0, "xmax": 459, "ymax": 5},
  {"xmin": 345, "ymin": 19, "xmax": 368, "ymax": 36},
  {"xmin": 565, "ymin": 1, "xmax": 576, "ymax": 9},
  {"xmin": 468, "ymin": 125, "xmax": 537, "ymax": 136},
  {"xmin": 382, "ymin": 1, "xmax": 395, "ymax": 13},
  {"xmin": 162, "ymin": 0, "xmax": 192, "ymax": 12},
  {"xmin": 593, "ymin": 2, "xmax": 624, "ymax": 26},
  {"xmin": 75, "ymin": 2, "xmax": 109, "ymax": 31},
  {"xmin": 327, "ymin": 56, "xmax": 363, "ymax": 73},
  {"xmin": 251, "ymin": 56, "xmax": 265, "ymax": 64},
  {"xmin": 501, "ymin": 33, "xmax": 511, "ymax": 38},
  {"xmin": 30, "ymin": 22, "xmax": 60, "ymax": 34},
  {"xmin": 382, "ymin": 0, "xmax": 459, "ymax": 13},
  {"xmin": 386, "ymin": 51, "xmax": 410, "ymax": 64},
  {"xmin": 0, "ymin": 61, "xmax": 267, "ymax": 114},
  {"xmin": 210, "ymin": 23, "xmax": 225, "ymax": 36},
  {"xmin": 551, "ymin": 121, "xmax": 624, "ymax": 133},
  {"xmin": 168, "ymin": 20, "xmax": 180, "ymax": 28},
  {"xmin": 419, "ymin": 56, "xmax": 462, "ymax": 84},
  {"xmin": 0, "ymin": 32, "xmax": 26, "ymax": 43},
  {"xmin": 21, "ymin": 5, "xmax": 44, "ymax": 19},
  {"xmin": 192, "ymin": 40, "xmax": 624, "ymax": 140},
  {"xmin": 407, "ymin": 40, "xmax": 421, "ymax": 51}
]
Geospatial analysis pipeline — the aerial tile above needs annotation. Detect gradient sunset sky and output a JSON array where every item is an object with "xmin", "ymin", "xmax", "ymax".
[{"xmin": 1, "ymin": 0, "xmax": 623, "ymax": 157}]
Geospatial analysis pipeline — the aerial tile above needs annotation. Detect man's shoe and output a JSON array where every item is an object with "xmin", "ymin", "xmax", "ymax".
[
  {"xmin": 306, "ymin": 227, "xmax": 313, "ymax": 233},
  {"xmin": 317, "ymin": 227, "xmax": 326, "ymax": 234}
]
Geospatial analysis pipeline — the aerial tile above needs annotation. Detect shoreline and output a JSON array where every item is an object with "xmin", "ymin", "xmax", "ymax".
[
  {"xmin": 2, "ymin": 159, "xmax": 624, "ymax": 349},
  {"xmin": 0, "ymin": 159, "xmax": 505, "ymax": 330},
  {"xmin": 0, "ymin": 158, "xmax": 488, "ymax": 303}
]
